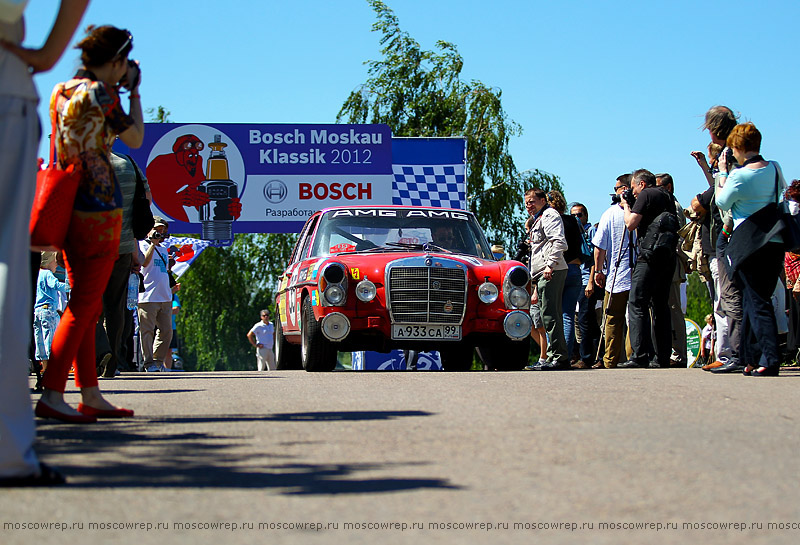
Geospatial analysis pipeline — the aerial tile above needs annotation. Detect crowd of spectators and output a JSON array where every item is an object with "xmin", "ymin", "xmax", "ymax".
[{"xmin": 519, "ymin": 105, "xmax": 795, "ymax": 377}]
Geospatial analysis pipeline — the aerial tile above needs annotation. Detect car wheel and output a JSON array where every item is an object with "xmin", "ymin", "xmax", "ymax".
[
  {"xmin": 275, "ymin": 316, "xmax": 301, "ymax": 370},
  {"xmin": 300, "ymin": 296, "xmax": 337, "ymax": 372},
  {"xmin": 477, "ymin": 337, "xmax": 531, "ymax": 371},
  {"xmin": 439, "ymin": 343, "xmax": 474, "ymax": 371}
]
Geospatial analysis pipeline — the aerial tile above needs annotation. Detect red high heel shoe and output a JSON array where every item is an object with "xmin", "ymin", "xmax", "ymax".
[
  {"xmin": 35, "ymin": 400, "xmax": 97, "ymax": 423},
  {"xmin": 77, "ymin": 403, "xmax": 134, "ymax": 418}
]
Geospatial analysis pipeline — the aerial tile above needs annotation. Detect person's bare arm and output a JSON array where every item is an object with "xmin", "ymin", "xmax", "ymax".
[
  {"xmin": 0, "ymin": 0, "xmax": 89, "ymax": 73},
  {"xmin": 623, "ymin": 201, "xmax": 642, "ymax": 231}
]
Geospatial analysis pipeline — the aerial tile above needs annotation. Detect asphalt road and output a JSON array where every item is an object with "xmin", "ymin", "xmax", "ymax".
[{"xmin": 3, "ymin": 367, "xmax": 800, "ymax": 545}]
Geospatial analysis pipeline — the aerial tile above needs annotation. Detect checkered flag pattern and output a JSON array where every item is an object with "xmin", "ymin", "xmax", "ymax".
[{"xmin": 392, "ymin": 165, "xmax": 466, "ymax": 210}]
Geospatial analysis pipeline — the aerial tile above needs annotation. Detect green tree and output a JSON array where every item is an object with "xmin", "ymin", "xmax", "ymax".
[
  {"xmin": 178, "ymin": 233, "xmax": 297, "ymax": 371},
  {"xmin": 146, "ymin": 105, "xmax": 172, "ymax": 123},
  {"xmin": 338, "ymin": 0, "xmax": 561, "ymax": 249},
  {"xmin": 685, "ymin": 271, "xmax": 713, "ymax": 328}
]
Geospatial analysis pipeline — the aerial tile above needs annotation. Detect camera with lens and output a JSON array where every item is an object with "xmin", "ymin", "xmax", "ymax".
[
  {"xmin": 119, "ymin": 59, "xmax": 140, "ymax": 91},
  {"xmin": 149, "ymin": 231, "xmax": 164, "ymax": 241},
  {"xmin": 512, "ymin": 237, "xmax": 531, "ymax": 263},
  {"xmin": 611, "ymin": 188, "xmax": 636, "ymax": 207}
]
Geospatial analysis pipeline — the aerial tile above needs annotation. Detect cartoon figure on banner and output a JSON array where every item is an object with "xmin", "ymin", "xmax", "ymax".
[
  {"xmin": 171, "ymin": 243, "xmax": 195, "ymax": 263},
  {"xmin": 146, "ymin": 132, "xmax": 242, "ymax": 239}
]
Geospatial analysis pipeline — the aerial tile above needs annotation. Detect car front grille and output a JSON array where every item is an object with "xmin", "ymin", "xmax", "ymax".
[{"xmin": 388, "ymin": 266, "xmax": 466, "ymax": 324}]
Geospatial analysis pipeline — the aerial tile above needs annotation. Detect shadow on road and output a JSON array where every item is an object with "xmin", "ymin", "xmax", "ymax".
[{"xmin": 34, "ymin": 411, "xmax": 458, "ymax": 494}]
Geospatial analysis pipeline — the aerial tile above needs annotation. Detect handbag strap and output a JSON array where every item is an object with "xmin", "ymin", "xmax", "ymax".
[
  {"xmin": 48, "ymin": 85, "xmax": 67, "ymax": 169},
  {"xmin": 773, "ymin": 161, "xmax": 780, "ymax": 204},
  {"xmin": 124, "ymin": 153, "xmax": 145, "ymax": 194}
]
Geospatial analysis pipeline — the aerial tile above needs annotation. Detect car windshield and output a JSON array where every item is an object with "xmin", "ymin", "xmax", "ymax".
[{"xmin": 310, "ymin": 208, "xmax": 494, "ymax": 259}]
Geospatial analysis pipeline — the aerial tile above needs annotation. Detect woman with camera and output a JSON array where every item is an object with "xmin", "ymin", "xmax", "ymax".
[
  {"xmin": 36, "ymin": 25, "xmax": 143, "ymax": 421},
  {"xmin": 716, "ymin": 122, "xmax": 786, "ymax": 377}
]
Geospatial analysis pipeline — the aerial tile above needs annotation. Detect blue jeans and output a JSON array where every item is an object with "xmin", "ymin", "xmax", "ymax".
[
  {"xmin": 562, "ymin": 264, "xmax": 582, "ymax": 358},
  {"xmin": 33, "ymin": 306, "xmax": 60, "ymax": 361}
]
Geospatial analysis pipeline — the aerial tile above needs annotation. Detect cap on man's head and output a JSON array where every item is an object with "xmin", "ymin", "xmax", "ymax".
[{"xmin": 153, "ymin": 216, "xmax": 169, "ymax": 228}]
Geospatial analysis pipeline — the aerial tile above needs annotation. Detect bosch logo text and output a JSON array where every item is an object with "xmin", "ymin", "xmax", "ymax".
[{"xmin": 299, "ymin": 182, "xmax": 373, "ymax": 201}]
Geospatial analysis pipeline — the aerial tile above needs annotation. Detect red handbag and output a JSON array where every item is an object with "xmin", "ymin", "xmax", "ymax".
[{"xmin": 29, "ymin": 94, "xmax": 79, "ymax": 251}]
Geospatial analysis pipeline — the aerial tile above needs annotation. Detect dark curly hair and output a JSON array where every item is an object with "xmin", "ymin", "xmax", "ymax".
[
  {"xmin": 75, "ymin": 25, "xmax": 132, "ymax": 67},
  {"xmin": 785, "ymin": 179, "xmax": 800, "ymax": 202}
]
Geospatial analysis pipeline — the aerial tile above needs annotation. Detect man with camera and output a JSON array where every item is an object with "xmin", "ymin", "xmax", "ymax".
[
  {"xmin": 138, "ymin": 217, "xmax": 177, "ymax": 372},
  {"xmin": 619, "ymin": 169, "xmax": 678, "ymax": 369},
  {"xmin": 592, "ymin": 174, "xmax": 635, "ymax": 368}
]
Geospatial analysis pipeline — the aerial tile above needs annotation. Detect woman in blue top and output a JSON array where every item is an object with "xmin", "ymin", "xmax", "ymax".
[
  {"xmin": 716, "ymin": 122, "xmax": 786, "ymax": 376},
  {"xmin": 33, "ymin": 252, "xmax": 70, "ymax": 369}
]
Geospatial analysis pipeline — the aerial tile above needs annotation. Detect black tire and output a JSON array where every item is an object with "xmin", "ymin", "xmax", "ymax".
[
  {"xmin": 300, "ymin": 297, "xmax": 337, "ymax": 372},
  {"xmin": 477, "ymin": 337, "xmax": 531, "ymax": 371},
  {"xmin": 275, "ymin": 316, "xmax": 302, "ymax": 370},
  {"xmin": 439, "ymin": 343, "xmax": 474, "ymax": 371}
]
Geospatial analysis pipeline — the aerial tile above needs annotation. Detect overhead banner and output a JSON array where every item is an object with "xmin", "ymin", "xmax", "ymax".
[{"xmin": 114, "ymin": 125, "xmax": 465, "ymax": 241}]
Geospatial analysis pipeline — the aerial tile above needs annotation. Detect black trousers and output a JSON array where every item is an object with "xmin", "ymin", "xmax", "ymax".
[
  {"xmin": 734, "ymin": 242, "xmax": 784, "ymax": 369},
  {"xmin": 94, "ymin": 252, "xmax": 133, "ymax": 376},
  {"xmin": 627, "ymin": 250, "xmax": 676, "ymax": 365}
]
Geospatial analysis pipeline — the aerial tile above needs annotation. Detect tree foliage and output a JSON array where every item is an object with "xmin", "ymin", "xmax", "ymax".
[
  {"xmin": 178, "ymin": 233, "xmax": 297, "ymax": 371},
  {"xmin": 338, "ymin": 0, "xmax": 561, "ymax": 249},
  {"xmin": 685, "ymin": 271, "xmax": 713, "ymax": 328},
  {"xmin": 146, "ymin": 105, "xmax": 172, "ymax": 123}
]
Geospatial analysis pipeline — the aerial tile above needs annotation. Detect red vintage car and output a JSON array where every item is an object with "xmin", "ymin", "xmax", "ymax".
[{"xmin": 275, "ymin": 206, "xmax": 532, "ymax": 371}]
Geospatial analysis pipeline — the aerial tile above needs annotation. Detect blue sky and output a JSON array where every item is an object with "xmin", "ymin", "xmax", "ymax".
[{"xmin": 24, "ymin": 0, "xmax": 799, "ymax": 229}]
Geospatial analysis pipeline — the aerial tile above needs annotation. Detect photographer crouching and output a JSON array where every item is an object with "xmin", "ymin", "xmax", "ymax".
[{"xmin": 138, "ymin": 217, "xmax": 178, "ymax": 372}]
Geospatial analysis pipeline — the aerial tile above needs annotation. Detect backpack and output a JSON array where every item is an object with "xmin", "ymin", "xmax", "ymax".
[
  {"xmin": 577, "ymin": 221, "xmax": 593, "ymax": 264},
  {"xmin": 639, "ymin": 211, "xmax": 679, "ymax": 261}
]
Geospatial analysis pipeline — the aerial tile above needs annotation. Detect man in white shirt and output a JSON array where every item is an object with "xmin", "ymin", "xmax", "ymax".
[
  {"xmin": 247, "ymin": 309, "xmax": 275, "ymax": 371},
  {"xmin": 138, "ymin": 218, "xmax": 178, "ymax": 372},
  {"xmin": 592, "ymin": 175, "xmax": 636, "ymax": 368}
]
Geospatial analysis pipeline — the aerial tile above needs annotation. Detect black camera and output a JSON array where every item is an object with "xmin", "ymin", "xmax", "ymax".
[
  {"xmin": 119, "ymin": 59, "xmax": 140, "ymax": 91},
  {"xmin": 512, "ymin": 238, "xmax": 531, "ymax": 263},
  {"xmin": 150, "ymin": 232, "xmax": 164, "ymax": 241},
  {"xmin": 611, "ymin": 188, "xmax": 636, "ymax": 207}
]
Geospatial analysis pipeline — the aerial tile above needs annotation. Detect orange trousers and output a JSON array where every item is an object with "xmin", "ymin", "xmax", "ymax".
[{"xmin": 41, "ymin": 211, "xmax": 120, "ymax": 392}]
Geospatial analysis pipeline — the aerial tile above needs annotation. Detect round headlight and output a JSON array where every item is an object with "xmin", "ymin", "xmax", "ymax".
[
  {"xmin": 324, "ymin": 284, "xmax": 345, "ymax": 305},
  {"xmin": 356, "ymin": 278, "xmax": 377, "ymax": 302},
  {"xmin": 504, "ymin": 311, "xmax": 532, "ymax": 340},
  {"xmin": 478, "ymin": 282, "xmax": 499, "ymax": 304},
  {"xmin": 507, "ymin": 266, "xmax": 529, "ymax": 287},
  {"xmin": 323, "ymin": 263, "xmax": 345, "ymax": 284},
  {"xmin": 507, "ymin": 286, "xmax": 529, "ymax": 308},
  {"xmin": 321, "ymin": 312, "xmax": 350, "ymax": 341}
]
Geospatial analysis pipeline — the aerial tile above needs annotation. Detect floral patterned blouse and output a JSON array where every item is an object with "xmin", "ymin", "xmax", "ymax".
[{"xmin": 50, "ymin": 71, "xmax": 134, "ymax": 215}]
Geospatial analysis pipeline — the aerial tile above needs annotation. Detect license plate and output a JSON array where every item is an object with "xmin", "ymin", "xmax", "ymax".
[{"xmin": 391, "ymin": 324, "xmax": 461, "ymax": 340}]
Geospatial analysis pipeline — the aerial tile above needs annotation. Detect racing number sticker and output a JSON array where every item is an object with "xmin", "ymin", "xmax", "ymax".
[{"xmin": 351, "ymin": 268, "xmax": 360, "ymax": 280}]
